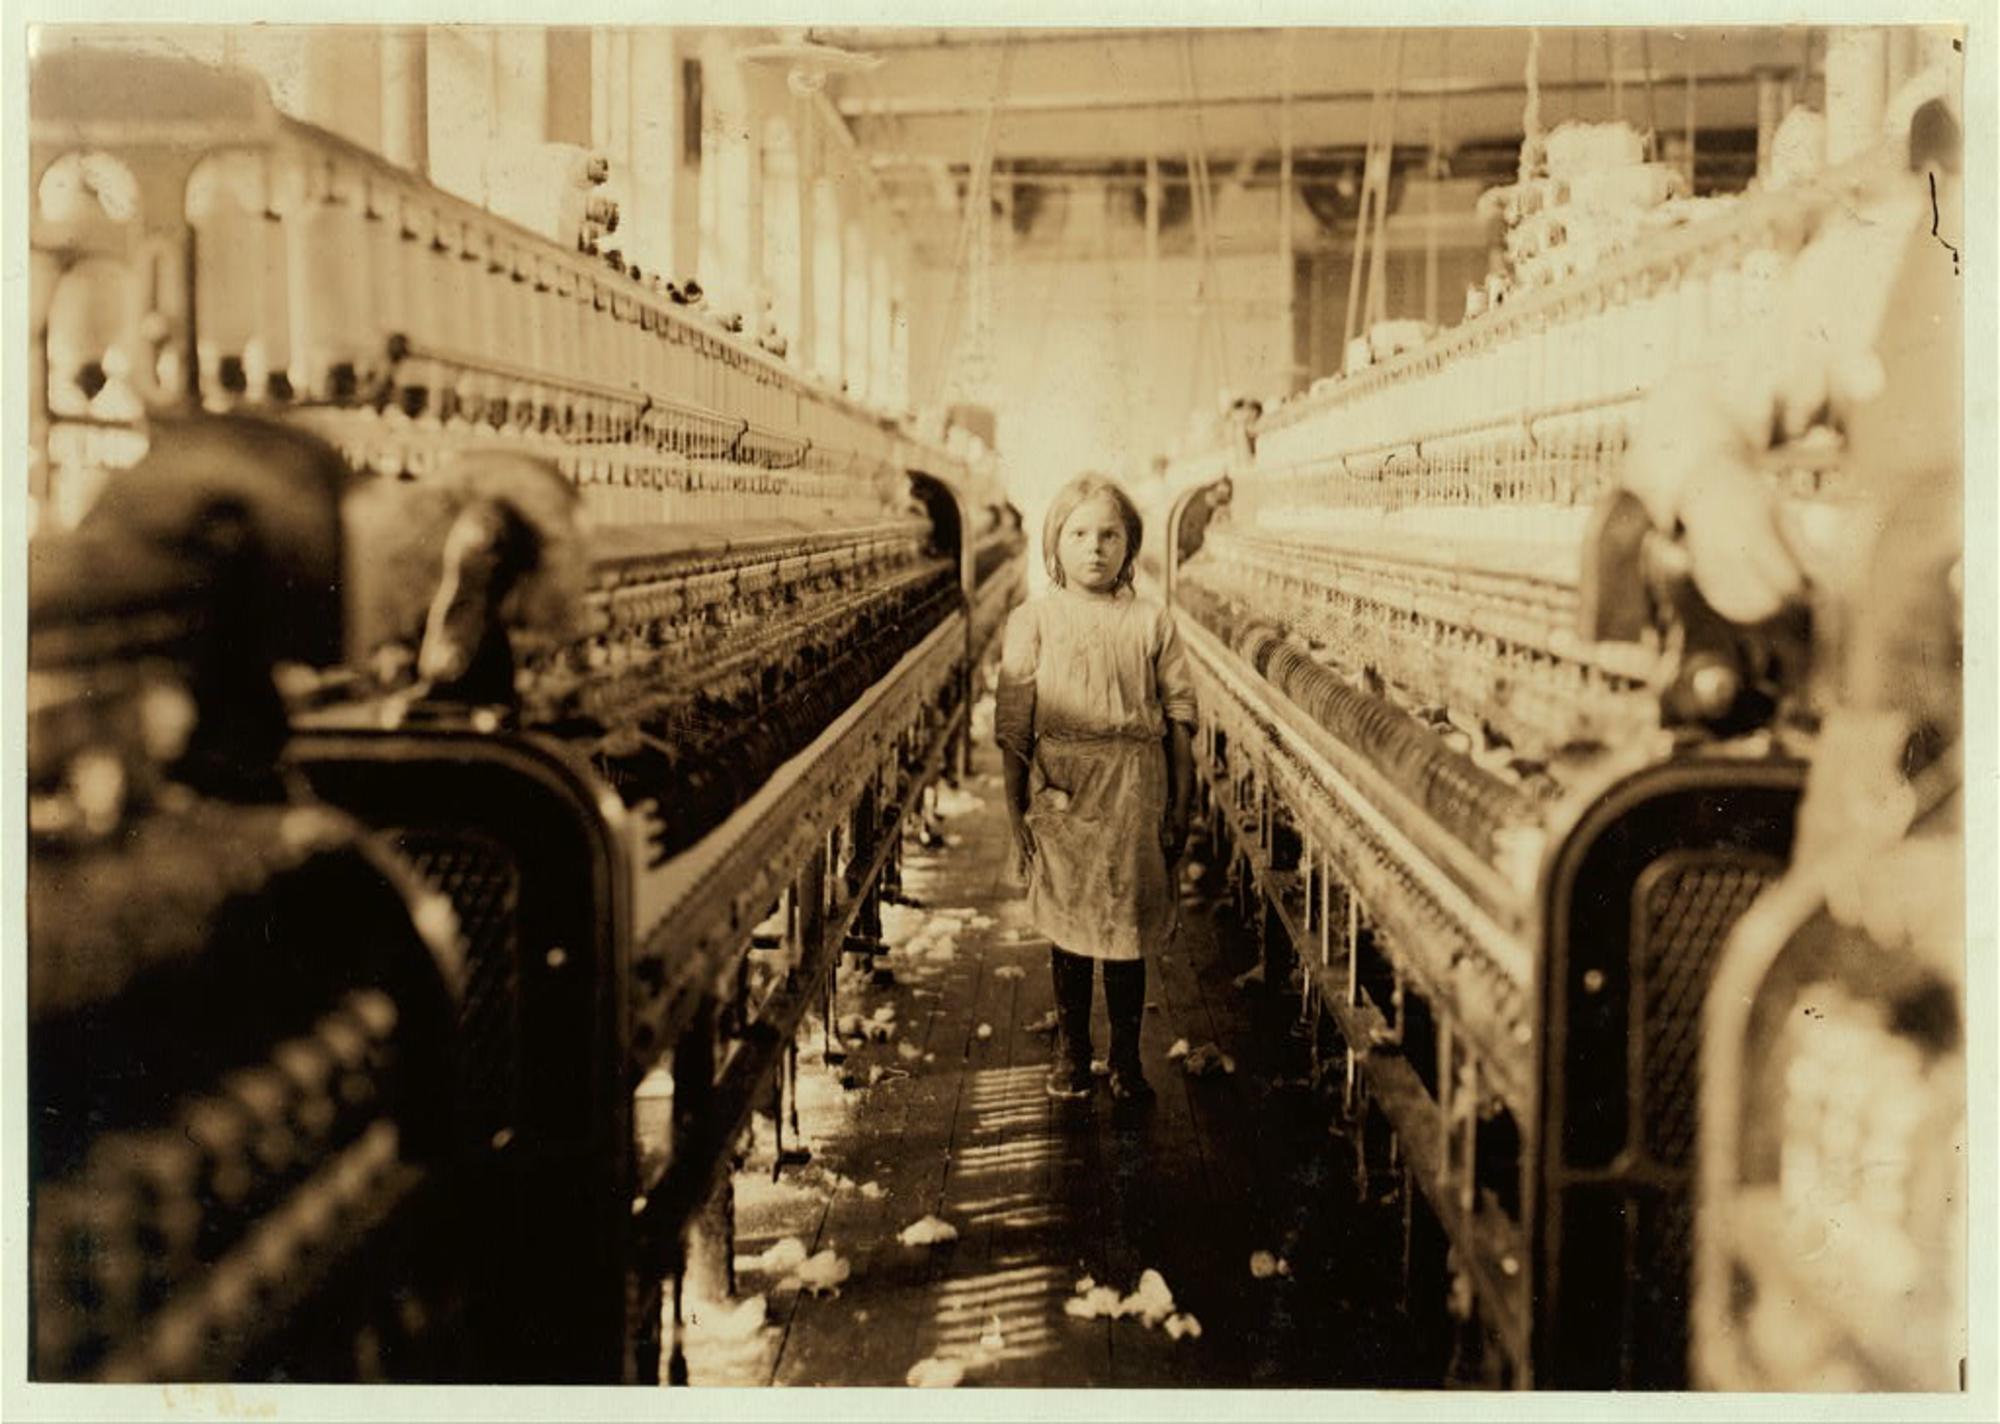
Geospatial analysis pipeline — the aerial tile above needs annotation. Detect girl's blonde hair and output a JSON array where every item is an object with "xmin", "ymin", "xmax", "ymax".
[{"xmin": 1042, "ymin": 474, "xmax": 1143, "ymax": 591}]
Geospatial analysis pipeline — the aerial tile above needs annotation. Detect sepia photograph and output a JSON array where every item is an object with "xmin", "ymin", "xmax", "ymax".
[{"xmin": 5, "ymin": 3, "xmax": 1992, "ymax": 1418}]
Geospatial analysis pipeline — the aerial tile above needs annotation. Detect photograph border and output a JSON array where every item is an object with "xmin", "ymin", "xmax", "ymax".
[{"xmin": 4, "ymin": 2, "xmax": 1993, "ymax": 1419}]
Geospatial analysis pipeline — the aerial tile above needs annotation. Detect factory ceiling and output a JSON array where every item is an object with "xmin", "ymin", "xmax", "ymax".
[
  {"xmin": 818, "ymin": 27, "xmax": 1807, "ymax": 162},
  {"xmin": 809, "ymin": 25, "xmax": 1809, "ymax": 256}
]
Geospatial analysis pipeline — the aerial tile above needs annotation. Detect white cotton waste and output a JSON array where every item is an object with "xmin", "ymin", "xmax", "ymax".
[
  {"xmin": 1164, "ymin": 1313, "xmax": 1204, "ymax": 1340},
  {"xmin": 895, "ymin": 936, "xmax": 955, "ymax": 964},
  {"xmin": 1232, "ymin": 963, "xmax": 1266, "ymax": 990},
  {"xmin": 888, "ymin": 906, "xmax": 999, "ymax": 963},
  {"xmin": 1182, "ymin": 1043, "xmax": 1235, "ymax": 1077},
  {"xmin": 976, "ymin": 1023, "xmax": 994, "ymax": 1040},
  {"xmin": 906, "ymin": 1356, "xmax": 966, "ymax": 1388},
  {"xmin": 866, "ymin": 1020, "xmax": 898, "ymax": 1044},
  {"xmin": 860, "ymin": 1181, "xmax": 885, "ymax": 1200},
  {"xmin": 1250, "ymin": 1251, "xmax": 1293, "ymax": 1280},
  {"xmin": 991, "ymin": 965, "xmax": 1025, "ymax": 981},
  {"xmin": 899, "ymin": 1215, "xmax": 960, "ymax": 1247},
  {"xmin": 1065, "ymin": 1286, "xmax": 1124, "ymax": 1320},
  {"xmin": 872, "ymin": 1004, "xmax": 898, "ymax": 1024},
  {"xmin": 698, "ymin": 1294, "xmax": 767, "ymax": 1341},
  {"xmin": 755, "ymin": 1237, "xmax": 808, "ymax": 1275},
  {"xmin": 1067, "ymin": 1270, "xmax": 1180, "ymax": 1328},
  {"xmin": 836, "ymin": 1013, "xmax": 866, "ymax": 1038},
  {"xmin": 902, "ymin": 926, "xmax": 962, "ymax": 962},
  {"xmin": 932, "ymin": 785, "xmax": 985, "ymax": 818},
  {"xmin": 1028, "ymin": 1010, "xmax": 1060, "ymax": 1035},
  {"xmin": 880, "ymin": 903, "xmax": 930, "ymax": 945},
  {"xmin": 793, "ymin": 1249, "xmax": 851, "ymax": 1297},
  {"xmin": 897, "ymin": 1040, "xmax": 924, "ymax": 1062},
  {"xmin": 1167, "ymin": 1039, "xmax": 1191, "ymax": 1061},
  {"xmin": 1118, "ymin": 1269, "xmax": 1177, "ymax": 1326},
  {"xmin": 945, "ymin": 833, "xmax": 965, "ymax": 848}
]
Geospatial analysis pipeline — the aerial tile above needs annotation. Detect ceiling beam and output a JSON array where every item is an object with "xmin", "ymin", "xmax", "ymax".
[
  {"xmin": 842, "ymin": 78, "xmax": 1764, "ymax": 164},
  {"xmin": 838, "ymin": 66, "xmax": 1781, "ymax": 121},
  {"xmin": 829, "ymin": 27, "xmax": 1806, "ymax": 111}
]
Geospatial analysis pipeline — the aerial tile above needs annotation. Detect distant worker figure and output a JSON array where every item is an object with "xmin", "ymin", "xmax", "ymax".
[{"xmin": 994, "ymin": 475, "xmax": 1199, "ymax": 1104}]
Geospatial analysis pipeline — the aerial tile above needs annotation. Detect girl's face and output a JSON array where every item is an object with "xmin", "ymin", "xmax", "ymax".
[{"xmin": 1056, "ymin": 492, "xmax": 1129, "ymax": 593}]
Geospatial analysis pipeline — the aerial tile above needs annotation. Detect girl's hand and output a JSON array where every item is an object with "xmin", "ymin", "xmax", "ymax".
[{"xmin": 1009, "ymin": 813, "xmax": 1037, "ymax": 869}]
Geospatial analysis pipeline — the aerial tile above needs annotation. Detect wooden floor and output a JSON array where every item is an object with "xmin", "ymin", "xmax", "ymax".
[{"xmin": 675, "ymin": 734, "xmax": 1450, "ymax": 1389}]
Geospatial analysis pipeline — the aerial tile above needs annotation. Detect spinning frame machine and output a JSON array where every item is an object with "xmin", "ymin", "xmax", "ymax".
[
  {"xmin": 27, "ymin": 50, "xmax": 1026, "ymax": 1383},
  {"xmin": 1158, "ymin": 129, "xmax": 1964, "ymax": 1388}
]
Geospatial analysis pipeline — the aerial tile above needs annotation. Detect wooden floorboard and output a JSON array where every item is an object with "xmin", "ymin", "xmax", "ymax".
[
  {"xmin": 769, "ymin": 928, "xmax": 985, "ymax": 1383},
  {"xmin": 671, "ymin": 735, "xmax": 1443, "ymax": 1390},
  {"xmin": 1143, "ymin": 899, "xmax": 1265, "ymax": 1386}
]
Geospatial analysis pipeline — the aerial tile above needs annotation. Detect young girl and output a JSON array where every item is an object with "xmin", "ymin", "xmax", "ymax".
[{"xmin": 994, "ymin": 475, "xmax": 1198, "ymax": 1103}]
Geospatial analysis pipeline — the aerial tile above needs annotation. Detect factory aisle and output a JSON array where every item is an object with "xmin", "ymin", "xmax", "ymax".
[{"xmin": 677, "ymin": 733, "xmax": 1450, "ymax": 1389}]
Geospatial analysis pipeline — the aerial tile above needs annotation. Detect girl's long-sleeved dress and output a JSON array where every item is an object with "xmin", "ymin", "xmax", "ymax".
[{"xmin": 993, "ymin": 585, "xmax": 1199, "ymax": 962}]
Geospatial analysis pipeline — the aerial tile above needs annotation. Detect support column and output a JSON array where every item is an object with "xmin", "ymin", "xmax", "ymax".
[
  {"xmin": 626, "ymin": 30, "xmax": 679, "ymax": 284},
  {"xmin": 1824, "ymin": 27, "xmax": 1888, "ymax": 165},
  {"xmin": 381, "ymin": 28, "xmax": 429, "ymax": 177},
  {"xmin": 870, "ymin": 224, "xmax": 894, "ymax": 409},
  {"xmin": 697, "ymin": 33, "xmax": 760, "ymax": 319},
  {"xmin": 671, "ymin": 36, "xmax": 703, "ymax": 281},
  {"xmin": 795, "ymin": 103, "xmax": 819, "ymax": 373},
  {"xmin": 1753, "ymin": 64, "xmax": 1799, "ymax": 180},
  {"xmin": 740, "ymin": 77, "xmax": 767, "ymax": 325},
  {"xmin": 605, "ymin": 30, "xmax": 633, "ymax": 177},
  {"xmin": 304, "ymin": 28, "xmax": 383, "ymax": 153},
  {"xmin": 844, "ymin": 215, "xmax": 870, "ymax": 398},
  {"xmin": 812, "ymin": 175, "xmax": 844, "ymax": 385},
  {"xmin": 1277, "ymin": 36, "xmax": 1299, "ymax": 398},
  {"xmin": 760, "ymin": 109, "xmax": 804, "ymax": 361},
  {"xmin": 888, "ymin": 244, "xmax": 910, "ymax": 413}
]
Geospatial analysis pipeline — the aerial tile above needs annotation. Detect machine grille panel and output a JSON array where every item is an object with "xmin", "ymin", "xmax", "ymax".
[
  {"xmin": 1639, "ymin": 861, "xmax": 1776, "ymax": 1168},
  {"xmin": 396, "ymin": 830, "xmax": 523, "ymax": 1140}
]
